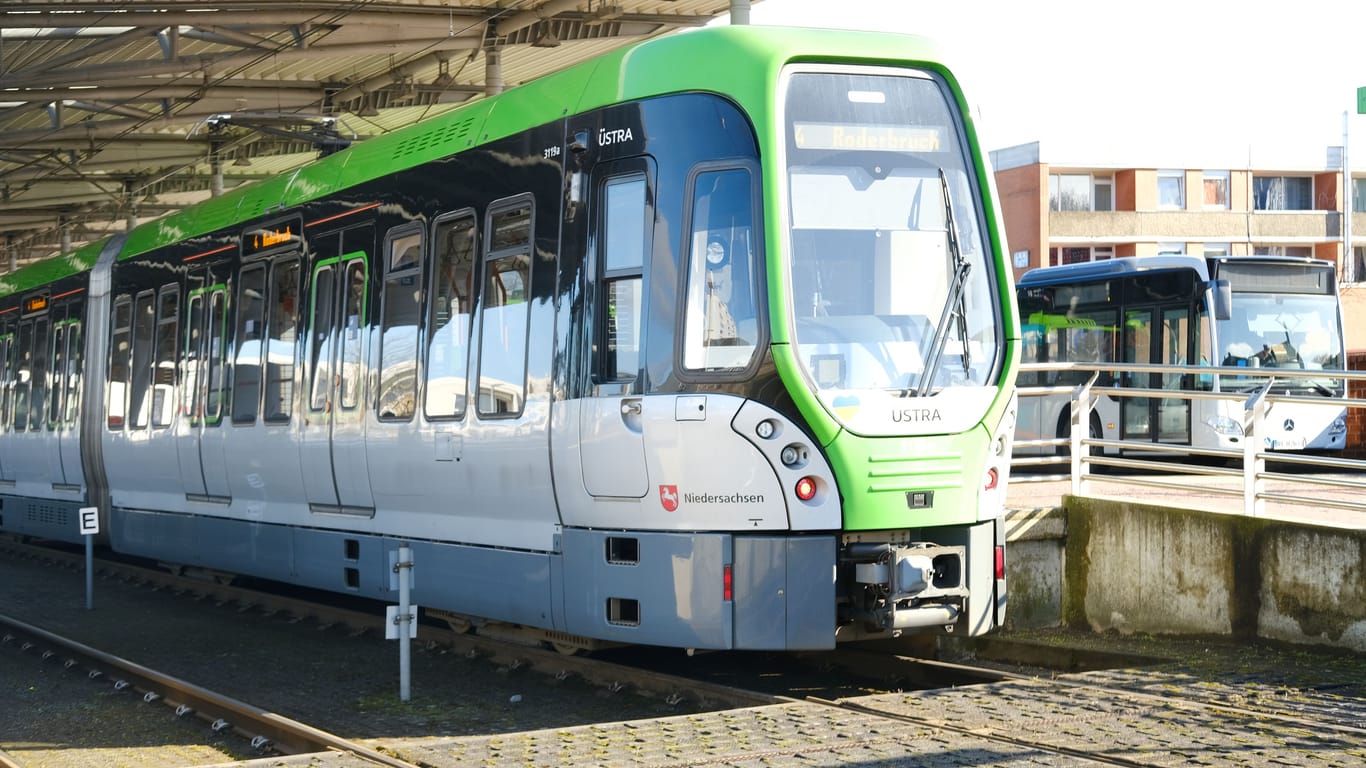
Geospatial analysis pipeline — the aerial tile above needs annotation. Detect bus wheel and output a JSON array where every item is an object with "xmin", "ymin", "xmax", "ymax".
[{"xmin": 1056, "ymin": 414, "xmax": 1102, "ymax": 458}]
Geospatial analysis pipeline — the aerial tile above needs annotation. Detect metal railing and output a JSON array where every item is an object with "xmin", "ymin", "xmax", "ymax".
[{"xmin": 1011, "ymin": 361, "xmax": 1366, "ymax": 519}]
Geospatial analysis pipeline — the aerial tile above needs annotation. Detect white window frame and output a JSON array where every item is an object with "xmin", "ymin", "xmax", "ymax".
[
  {"xmin": 1157, "ymin": 170, "xmax": 1185, "ymax": 211},
  {"xmin": 1202, "ymin": 170, "xmax": 1229, "ymax": 210}
]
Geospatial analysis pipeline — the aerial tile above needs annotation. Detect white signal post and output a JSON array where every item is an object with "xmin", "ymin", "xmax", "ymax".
[
  {"xmin": 387, "ymin": 544, "xmax": 416, "ymax": 702},
  {"xmin": 78, "ymin": 507, "xmax": 99, "ymax": 609}
]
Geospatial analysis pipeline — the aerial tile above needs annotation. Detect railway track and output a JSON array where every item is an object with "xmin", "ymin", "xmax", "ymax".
[
  {"xmin": 3, "ymin": 537, "xmax": 1362, "ymax": 767},
  {"xmin": 0, "ymin": 612, "xmax": 420, "ymax": 767},
  {"xmin": 0, "ymin": 537, "xmax": 776, "ymax": 710}
]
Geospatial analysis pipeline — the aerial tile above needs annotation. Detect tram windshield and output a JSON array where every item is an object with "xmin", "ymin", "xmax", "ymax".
[{"xmin": 783, "ymin": 70, "xmax": 998, "ymax": 399}]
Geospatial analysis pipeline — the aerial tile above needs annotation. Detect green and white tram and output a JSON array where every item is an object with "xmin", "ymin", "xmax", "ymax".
[{"xmin": 0, "ymin": 26, "xmax": 1019, "ymax": 650}]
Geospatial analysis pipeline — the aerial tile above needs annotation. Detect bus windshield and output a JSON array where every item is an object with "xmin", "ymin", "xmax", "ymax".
[
  {"xmin": 783, "ymin": 70, "xmax": 999, "ymax": 399},
  {"xmin": 1217, "ymin": 292, "xmax": 1344, "ymax": 394},
  {"xmin": 1214, "ymin": 261, "xmax": 1343, "ymax": 395}
]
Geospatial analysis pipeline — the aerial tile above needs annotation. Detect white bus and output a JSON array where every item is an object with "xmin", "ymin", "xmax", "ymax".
[{"xmin": 1016, "ymin": 254, "xmax": 1347, "ymax": 455}]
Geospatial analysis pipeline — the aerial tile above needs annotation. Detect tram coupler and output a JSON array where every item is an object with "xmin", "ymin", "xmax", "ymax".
[{"xmin": 842, "ymin": 541, "xmax": 968, "ymax": 633}]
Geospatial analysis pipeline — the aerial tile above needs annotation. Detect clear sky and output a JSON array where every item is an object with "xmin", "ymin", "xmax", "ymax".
[{"xmin": 731, "ymin": 0, "xmax": 1366, "ymax": 167}]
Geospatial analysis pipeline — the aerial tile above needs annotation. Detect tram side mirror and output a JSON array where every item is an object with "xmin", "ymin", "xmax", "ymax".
[{"xmin": 1210, "ymin": 279, "xmax": 1232, "ymax": 321}]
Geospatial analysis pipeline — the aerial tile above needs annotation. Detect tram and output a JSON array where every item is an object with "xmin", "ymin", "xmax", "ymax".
[{"xmin": 0, "ymin": 25, "xmax": 1019, "ymax": 651}]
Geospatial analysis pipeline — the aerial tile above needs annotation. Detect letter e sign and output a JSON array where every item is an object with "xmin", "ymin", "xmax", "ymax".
[{"xmin": 78, "ymin": 507, "xmax": 99, "ymax": 536}]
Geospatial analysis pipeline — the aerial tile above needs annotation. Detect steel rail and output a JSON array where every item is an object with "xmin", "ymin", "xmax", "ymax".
[{"xmin": 0, "ymin": 611, "xmax": 421, "ymax": 767}]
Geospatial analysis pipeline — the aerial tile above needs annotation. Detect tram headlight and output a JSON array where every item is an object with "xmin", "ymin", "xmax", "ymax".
[{"xmin": 1331, "ymin": 417, "xmax": 1347, "ymax": 434}]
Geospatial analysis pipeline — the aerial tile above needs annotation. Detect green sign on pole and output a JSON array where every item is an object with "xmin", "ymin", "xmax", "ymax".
[{"xmin": 1359, "ymin": 86, "xmax": 1366, "ymax": 115}]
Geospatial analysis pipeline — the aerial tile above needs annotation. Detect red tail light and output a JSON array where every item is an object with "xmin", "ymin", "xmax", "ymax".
[
  {"xmin": 994, "ymin": 545, "xmax": 1006, "ymax": 580},
  {"xmin": 984, "ymin": 466, "xmax": 999, "ymax": 491},
  {"xmin": 794, "ymin": 476, "xmax": 817, "ymax": 501},
  {"xmin": 723, "ymin": 564, "xmax": 733, "ymax": 601}
]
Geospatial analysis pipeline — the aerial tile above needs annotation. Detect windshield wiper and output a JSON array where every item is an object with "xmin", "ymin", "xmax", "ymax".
[{"xmin": 915, "ymin": 168, "xmax": 972, "ymax": 397}]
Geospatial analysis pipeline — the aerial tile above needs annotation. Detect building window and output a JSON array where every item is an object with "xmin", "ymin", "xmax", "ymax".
[
  {"xmin": 1253, "ymin": 176, "xmax": 1312, "ymax": 211},
  {"xmin": 1203, "ymin": 171, "xmax": 1229, "ymax": 209},
  {"xmin": 1049, "ymin": 173, "xmax": 1111, "ymax": 211},
  {"xmin": 1157, "ymin": 170, "xmax": 1185, "ymax": 210},
  {"xmin": 1093, "ymin": 176, "xmax": 1113, "ymax": 211},
  {"xmin": 1203, "ymin": 243, "xmax": 1230, "ymax": 258},
  {"xmin": 1353, "ymin": 178, "xmax": 1366, "ymax": 213},
  {"xmin": 1257, "ymin": 245, "xmax": 1313, "ymax": 258},
  {"xmin": 1157, "ymin": 243, "xmax": 1185, "ymax": 255},
  {"xmin": 1050, "ymin": 246, "xmax": 1102, "ymax": 265},
  {"xmin": 1352, "ymin": 246, "xmax": 1365, "ymax": 283}
]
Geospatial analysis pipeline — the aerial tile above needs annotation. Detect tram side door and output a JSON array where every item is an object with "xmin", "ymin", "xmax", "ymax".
[
  {"xmin": 578, "ymin": 159, "xmax": 652, "ymax": 498},
  {"xmin": 1120, "ymin": 305, "xmax": 1192, "ymax": 445},
  {"xmin": 300, "ymin": 236, "xmax": 375, "ymax": 515},
  {"xmin": 178, "ymin": 271, "xmax": 232, "ymax": 501}
]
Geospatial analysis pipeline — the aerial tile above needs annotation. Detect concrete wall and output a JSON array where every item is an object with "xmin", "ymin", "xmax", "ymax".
[{"xmin": 1004, "ymin": 501, "xmax": 1366, "ymax": 652}]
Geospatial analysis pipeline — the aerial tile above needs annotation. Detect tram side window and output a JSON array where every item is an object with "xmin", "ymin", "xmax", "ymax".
[
  {"xmin": 49, "ymin": 312, "xmax": 68, "ymax": 428},
  {"xmin": 233, "ymin": 264, "xmax": 267, "ymax": 424},
  {"xmin": 62, "ymin": 318, "xmax": 83, "ymax": 425},
  {"xmin": 50, "ymin": 306, "xmax": 85, "ymax": 428},
  {"xmin": 339, "ymin": 261, "xmax": 365, "ymax": 412},
  {"xmin": 477, "ymin": 201, "xmax": 532, "ymax": 417},
  {"xmin": 425, "ymin": 214, "xmax": 475, "ymax": 420},
  {"xmin": 378, "ymin": 229, "xmax": 423, "ymax": 421},
  {"xmin": 108, "ymin": 296, "xmax": 132, "ymax": 429},
  {"xmin": 597, "ymin": 174, "xmax": 647, "ymax": 383},
  {"xmin": 308, "ymin": 265, "xmax": 336, "ymax": 412},
  {"xmin": 185, "ymin": 286, "xmax": 229, "ymax": 426},
  {"xmin": 128, "ymin": 291, "xmax": 156, "ymax": 429},
  {"xmin": 682, "ymin": 167, "xmax": 759, "ymax": 372},
  {"xmin": 153, "ymin": 288, "xmax": 179, "ymax": 428},
  {"xmin": 27, "ymin": 317, "xmax": 50, "ymax": 431},
  {"xmin": 0, "ymin": 329, "xmax": 11, "ymax": 431},
  {"xmin": 264, "ymin": 259, "xmax": 299, "ymax": 422},
  {"xmin": 205, "ymin": 290, "xmax": 229, "ymax": 423},
  {"xmin": 13, "ymin": 321, "xmax": 32, "ymax": 432}
]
